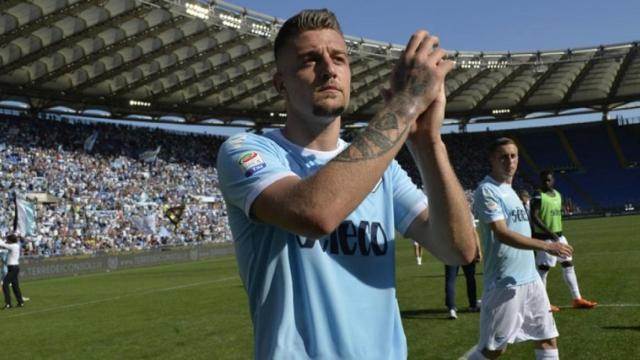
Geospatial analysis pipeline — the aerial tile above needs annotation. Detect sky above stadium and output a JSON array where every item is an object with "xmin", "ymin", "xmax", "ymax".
[{"xmin": 231, "ymin": 0, "xmax": 639, "ymax": 52}]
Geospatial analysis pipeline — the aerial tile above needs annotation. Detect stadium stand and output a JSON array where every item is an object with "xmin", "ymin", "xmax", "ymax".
[
  {"xmin": 0, "ymin": 114, "xmax": 231, "ymax": 256},
  {"xmin": 560, "ymin": 122, "xmax": 640, "ymax": 209},
  {"xmin": 613, "ymin": 121, "xmax": 640, "ymax": 164},
  {"xmin": 516, "ymin": 130, "xmax": 576, "ymax": 172}
]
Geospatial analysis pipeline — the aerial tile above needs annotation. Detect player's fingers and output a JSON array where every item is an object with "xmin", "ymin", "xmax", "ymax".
[
  {"xmin": 439, "ymin": 58, "xmax": 456, "ymax": 76},
  {"xmin": 416, "ymin": 35, "xmax": 439, "ymax": 57},
  {"xmin": 404, "ymin": 30, "xmax": 429, "ymax": 60},
  {"xmin": 429, "ymin": 47, "xmax": 447, "ymax": 66}
]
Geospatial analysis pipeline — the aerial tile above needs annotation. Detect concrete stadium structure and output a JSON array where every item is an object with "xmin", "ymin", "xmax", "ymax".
[{"xmin": 0, "ymin": 0, "xmax": 639, "ymax": 129}]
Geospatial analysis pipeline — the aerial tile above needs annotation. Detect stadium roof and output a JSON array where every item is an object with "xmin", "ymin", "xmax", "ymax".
[{"xmin": 1, "ymin": 0, "xmax": 639, "ymax": 128}]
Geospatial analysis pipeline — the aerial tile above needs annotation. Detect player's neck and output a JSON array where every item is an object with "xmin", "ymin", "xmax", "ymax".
[
  {"xmin": 489, "ymin": 171, "xmax": 513, "ymax": 185},
  {"xmin": 282, "ymin": 115, "xmax": 342, "ymax": 151}
]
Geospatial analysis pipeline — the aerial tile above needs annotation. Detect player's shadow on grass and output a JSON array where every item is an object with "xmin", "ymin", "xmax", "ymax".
[
  {"xmin": 601, "ymin": 326, "xmax": 640, "ymax": 331},
  {"xmin": 401, "ymin": 308, "xmax": 479, "ymax": 320}
]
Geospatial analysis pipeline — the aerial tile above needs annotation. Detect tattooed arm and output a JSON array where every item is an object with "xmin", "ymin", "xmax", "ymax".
[
  {"xmin": 404, "ymin": 87, "xmax": 477, "ymax": 265},
  {"xmin": 252, "ymin": 31, "xmax": 453, "ymax": 238}
]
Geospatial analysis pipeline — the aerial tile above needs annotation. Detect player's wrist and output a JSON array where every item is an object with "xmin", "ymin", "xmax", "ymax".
[{"xmin": 390, "ymin": 90, "xmax": 427, "ymax": 119}]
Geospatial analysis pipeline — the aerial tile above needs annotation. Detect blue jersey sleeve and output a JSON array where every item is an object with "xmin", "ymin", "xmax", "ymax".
[
  {"xmin": 389, "ymin": 160, "xmax": 428, "ymax": 235},
  {"xmin": 474, "ymin": 184, "xmax": 505, "ymax": 224},
  {"xmin": 216, "ymin": 133, "xmax": 297, "ymax": 217}
]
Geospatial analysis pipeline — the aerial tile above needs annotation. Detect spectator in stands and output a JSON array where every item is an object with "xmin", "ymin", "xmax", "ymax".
[
  {"xmin": 0, "ymin": 234, "xmax": 25, "ymax": 309},
  {"xmin": 531, "ymin": 170, "xmax": 597, "ymax": 311},
  {"xmin": 217, "ymin": 9, "xmax": 476, "ymax": 359},
  {"xmin": 468, "ymin": 137, "xmax": 572, "ymax": 360}
]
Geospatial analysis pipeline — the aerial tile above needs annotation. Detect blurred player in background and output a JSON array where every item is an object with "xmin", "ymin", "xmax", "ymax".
[
  {"xmin": 414, "ymin": 241, "xmax": 423, "ymax": 265},
  {"xmin": 0, "ymin": 234, "xmax": 25, "ymax": 309},
  {"xmin": 444, "ymin": 226, "xmax": 481, "ymax": 319},
  {"xmin": 531, "ymin": 170, "xmax": 597, "ymax": 311},
  {"xmin": 518, "ymin": 189, "xmax": 531, "ymax": 218}
]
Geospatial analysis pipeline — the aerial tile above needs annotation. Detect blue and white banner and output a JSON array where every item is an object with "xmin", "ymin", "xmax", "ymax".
[
  {"xmin": 84, "ymin": 131, "xmax": 98, "ymax": 152},
  {"xmin": 139, "ymin": 145, "xmax": 161, "ymax": 163},
  {"xmin": 131, "ymin": 212, "xmax": 157, "ymax": 235},
  {"xmin": 14, "ymin": 195, "xmax": 36, "ymax": 236}
]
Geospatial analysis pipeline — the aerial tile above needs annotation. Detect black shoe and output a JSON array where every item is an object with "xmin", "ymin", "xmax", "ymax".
[
  {"xmin": 16, "ymin": 302, "xmax": 24, "ymax": 308},
  {"xmin": 2, "ymin": 304, "xmax": 11, "ymax": 310}
]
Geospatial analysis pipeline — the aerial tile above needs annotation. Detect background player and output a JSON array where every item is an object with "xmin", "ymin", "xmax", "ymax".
[
  {"xmin": 467, "ymin": 138, "xmax": 572, "ymax": 360},
  {"xmin": 414, "ymin": 241, "xmax": 424, "ymax": 265},
  {"xmin": 531, "ymin": 170, "xmax": 597, "ymax": 310}
]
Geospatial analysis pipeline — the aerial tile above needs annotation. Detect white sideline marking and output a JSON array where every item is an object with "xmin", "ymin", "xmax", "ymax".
[
  {"xmin": 3, "ymin": 276, "xmax": 238, "ymax": 319},
  {"xmin": 458, "ymin": 344, "xmax": 478, "ymax": 360},
  {"xmin": 560, "ymin": 303, "xmax": 640, "ymax": 308}
]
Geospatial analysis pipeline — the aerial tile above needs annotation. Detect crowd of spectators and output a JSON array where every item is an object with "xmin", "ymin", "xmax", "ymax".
[{"xmin": 1, "ymin": 114, "xmax": 230, "ymax": 257}]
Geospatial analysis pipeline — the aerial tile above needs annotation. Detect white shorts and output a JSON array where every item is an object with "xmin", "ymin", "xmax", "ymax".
[
  {"xmin": 535, "ymin": 235, "xmax": 573, "ymax": 267},
  {"xmin": 479, "ymin": 279, "xmax": 559, "ymax": 351}
]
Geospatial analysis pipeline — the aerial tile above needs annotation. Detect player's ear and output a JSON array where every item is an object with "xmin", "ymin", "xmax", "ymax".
[{"xmin": 273, "ymin": 72, "xmax": 286, "ymax": 96}]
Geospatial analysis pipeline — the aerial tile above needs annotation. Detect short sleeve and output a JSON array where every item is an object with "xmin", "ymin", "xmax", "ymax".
[
  {"xmin": 216, "ymin": 133, "xmax": 297, "ymax": 217},
  {"xmin": 474, "ymin": 184, "xmax": 504, "ymax": 224},
  {"xmin": 389, "ymin": 160, "xmax": 428, "ymax": 235}
]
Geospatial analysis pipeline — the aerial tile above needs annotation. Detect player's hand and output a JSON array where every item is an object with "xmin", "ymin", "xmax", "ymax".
[
  {"xmin": 545, "ymin": 241, "xmax": 573, "ymax": 258},
  {"xmin": 389, "ymin": 30, "xmax": 455, "ymax": 119},
  {"xmin": 409, "ymin": 84, "xmax": 446, "ymax": 143}
]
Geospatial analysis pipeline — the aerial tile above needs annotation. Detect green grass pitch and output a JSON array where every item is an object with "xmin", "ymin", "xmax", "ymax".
[{"xmin": 3, "ymin": 215, "xmax": 639, "ymax": 359}]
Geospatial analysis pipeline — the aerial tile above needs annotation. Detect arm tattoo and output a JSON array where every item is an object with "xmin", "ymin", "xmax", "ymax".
[{"xmin": 335, "ymin": 97, "xmax": 414, "ymax": 162}]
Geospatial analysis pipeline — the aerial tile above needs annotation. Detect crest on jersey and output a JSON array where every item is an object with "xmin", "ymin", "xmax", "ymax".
[
  {"xmin": 238, "ymin": 151, "xmax": 266, "ymax": 177},
  {"xmin": 228, "ymin": 134, "xmax": 247, "ymax": 149},
  {"xmin": 485, "ymin": 200, "xmax": 498, "ymax": 211}
]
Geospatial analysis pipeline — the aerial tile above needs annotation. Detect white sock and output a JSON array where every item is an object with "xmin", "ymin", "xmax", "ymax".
[
  {"xmin": 417, "ymin": 257, "xmax": 422, "ymax": 265},
  {"xmin": 538, "ymin": 269, "xmax": 548, "ymax": 287},
  {"xmin": 562, "ymin": 266, "xmax": 581, "ymax": 299},
  {"xmin": 535, "ymin": 348, "xmax": 559, "ymax": 360},
  {"xmin": 464, "ymin": 346, "xmax": 490, "ymax": 360}
]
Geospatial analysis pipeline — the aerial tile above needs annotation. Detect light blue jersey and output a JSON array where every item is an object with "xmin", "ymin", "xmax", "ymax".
[
  {"xmin": 473, "ymin": 176, "xmax": 538, "ymax": 290},
  {"xmin": 217, "ymin": 130, "xmax": 427, "ymax": 360}
]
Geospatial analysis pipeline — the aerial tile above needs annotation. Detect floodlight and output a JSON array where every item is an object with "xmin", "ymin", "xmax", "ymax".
[{"xmin": 186, "ymin": 2, "xmax": 210, "ymax": 20}]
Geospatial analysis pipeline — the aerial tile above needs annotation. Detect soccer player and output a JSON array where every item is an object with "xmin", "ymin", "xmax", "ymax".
[
  {"xmin": 217, "ymin": 9, "xmax": 477, "ymax": 359},
  {"xmin": 0, "ymin": 234, "xmax": 25, "ymax": 309},
  {"xmin": 531, "ymin": 170, "xmax": 597, "ymax": 310},
  {"xmin": 467, "ymin": 138, "xmax": 572, "ymax": 360}
]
